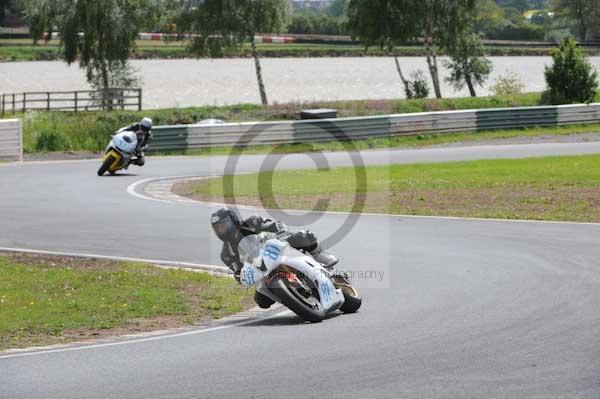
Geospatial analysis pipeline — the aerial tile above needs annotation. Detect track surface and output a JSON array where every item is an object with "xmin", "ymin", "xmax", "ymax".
[{"xmin": 1, "ymin": 143, "xmax": 600, "ymax": 398}]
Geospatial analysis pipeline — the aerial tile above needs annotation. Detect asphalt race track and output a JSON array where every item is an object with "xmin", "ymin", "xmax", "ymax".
[{"xmin": 1, "ymin": 142, "xmax": 600, "ymax": 399}]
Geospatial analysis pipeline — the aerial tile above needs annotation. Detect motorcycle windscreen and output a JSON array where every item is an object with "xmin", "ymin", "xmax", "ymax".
[{"xmin": 238, "ymin": 234, "xmax": 260, "ymax": 264}]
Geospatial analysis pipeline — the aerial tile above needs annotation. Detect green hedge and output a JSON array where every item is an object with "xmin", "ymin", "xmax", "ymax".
[
  {"xmin": 9, "ymin": 93, "xmax": 547, "ymax": 153},
  {"xmin": 3, "ymin": 44, "xmax": 598, "ymax": 62}
]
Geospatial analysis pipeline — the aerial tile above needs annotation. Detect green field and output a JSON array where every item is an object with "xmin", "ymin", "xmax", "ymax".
[
  {"xmin": 176, "ymin": 154, "xmax": 600, "ymax": 223},
  {"xmin": 0, "ymin": 254, "xmax": 251, "ymax": 350}
]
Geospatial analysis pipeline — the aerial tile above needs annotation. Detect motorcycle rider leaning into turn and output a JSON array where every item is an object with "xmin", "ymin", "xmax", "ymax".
[
  {"xmin": 210, "ymin": 207, "xmax": 339, "ymax": 309},
  {"xmin": 117, "ymin": 117, "xmax": 153, "ymax": 166}
]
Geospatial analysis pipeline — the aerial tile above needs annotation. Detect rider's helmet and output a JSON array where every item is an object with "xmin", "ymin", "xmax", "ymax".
[
  {"xmin": 140, "ymin": 117, "xmax": 153, "ymax": 133},
  {"xmin": 211, "ymin": 207, "xmax": 240, "ymax": 242}
]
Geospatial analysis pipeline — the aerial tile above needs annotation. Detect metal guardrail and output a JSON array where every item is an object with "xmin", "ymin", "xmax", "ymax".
[
  {"xmin": 0, "ymin": 89, "xmax": 142, "ymax": 116},
  {"xmin": 150, "ymin": 103, "xmax": 600, "ymax": 152},
  {"xmin": 0, "ymin": 119, "xmax": 23, "ymax": 162}
]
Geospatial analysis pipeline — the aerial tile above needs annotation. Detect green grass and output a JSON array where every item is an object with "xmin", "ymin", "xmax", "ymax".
[
  {"xmin": 2, "ymin": 39, "xmax": 595, "ymax": 61},
  {"xmin": 6, "ymin": 93, "xmax": 551, "ymax": 153},
  {"xmin": 181, "ymin": 154, "xmax": 600, "ymax": 223},
  {"xmin": 0, "ymin": 255, "xmax": 251, "ymax": 349}
]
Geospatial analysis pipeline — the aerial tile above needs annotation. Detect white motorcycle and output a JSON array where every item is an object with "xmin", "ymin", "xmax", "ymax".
[
  {"xmin": 97, "ymin": 131, "xmax": 138, "ymax": 176},
  {"xmin": 238, "ymin": 233, "xmax": 362, "ymax": 323}
]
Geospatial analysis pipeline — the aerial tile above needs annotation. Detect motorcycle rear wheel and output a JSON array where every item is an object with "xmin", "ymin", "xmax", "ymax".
[{"xmin": 271, "ymin": 274, "xmax": 325, "ymax": 323}]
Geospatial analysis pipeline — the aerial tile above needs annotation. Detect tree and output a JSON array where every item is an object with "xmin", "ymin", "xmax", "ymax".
[
  {"xmin": 179, "ymin": 0, "xmax": 290, "ymax": 106},
  {"xmin": 347, "ymin": 0, "xmax": 421, "ymax": 98},
  {"xmin": 0, "ymin": 0, "xmax": 8, "ymax": 25},
  {"xmin": 348, "ymin": 0, "xmax": 475, "ymax": 99},
  {"xmin": 326, "ymin": 0, "xmax": 348, "ymax": 17},
  {"xmin": 543, "ymin": 38, "xmax": 598, "ymax": 104},
  {"xmin": 22, "ymin": 0, "xmax": 156, "ymax": 108},
  {"xmin": 444, "ymin": 32, "xmax": 492, "ymax": 97},
  {"xmin": 552, "ymin": 0, "xmax": 600, "ymax": 41},
  {"xmin": 418, "ymin": 0, "xmax": 476, "ymax": 98}
]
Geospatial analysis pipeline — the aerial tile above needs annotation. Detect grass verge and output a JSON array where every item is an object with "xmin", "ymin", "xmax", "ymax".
[
  {"xmin": 6, "ymin": 93, "xmax": 549, "ymax": 153},
  {"xmin": 0, "ymin": 253, "xmax": 252, "ymax": 350},
  {"xmin": 174, "ymin": 154, "xmax": 600, "ymax": 223}
]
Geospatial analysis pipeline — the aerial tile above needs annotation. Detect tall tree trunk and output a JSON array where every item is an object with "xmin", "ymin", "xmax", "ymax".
[
  {"xmin": 251, "ymin": 38, "xmax": 268, "ymax": 105},
  {"xmin": 393, "ymin": 54, "xmax": 411, "ymax": 97},
  {"xmin": 464, "ymin": 72, "xmax": 476, "ymax": 97},
  {"xmin": 101, "ymin": 61, "xmax": 112, "ymax": 110},
  {"xmin": 579, "ymin": 24, "xmax": 588, "ymax": 42},
  {"xmin": 424, "ymin": 36, "xmax": 442, "ymax": 99},
  {"xmin": 576, "ymin": 5, "xmax": 588, "ymax": 41}
]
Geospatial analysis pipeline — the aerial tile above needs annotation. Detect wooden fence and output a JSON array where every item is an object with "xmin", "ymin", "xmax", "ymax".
[{"xmin": 0, "ymin": 88, "xmax": 142, "ymax": 116}]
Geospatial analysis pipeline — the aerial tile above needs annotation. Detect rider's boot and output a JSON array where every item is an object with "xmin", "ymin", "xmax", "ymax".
[
  {"xmin": 310, "ymin": 244, "xmax": 338, "ymax": 270},
  {"xmin": 254, "ymin": 291, "xmax": 275, "ymax": 309}
]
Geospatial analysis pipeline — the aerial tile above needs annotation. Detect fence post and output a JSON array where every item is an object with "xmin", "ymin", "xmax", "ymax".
[
  {"xmin": 1, "ymin": 94, "xmax": 4, "ymax": 117},
  {"xmin": 74, "ymin": 91, "xmax": 78, "ymax": 112},
  {"xmin": 47, "ymin": 92, "xmax": 50, "ymax": 111},
  {"xmin": 138, "ymin": 89, "xmax": 142, "ymax": 111},
  {"xmin": 23, "ymin": 93, "xmax": 27, "ymax": 113},
  {"xmin": 12, "ymin": 94, "xmax": 15, "ymax": 114}
]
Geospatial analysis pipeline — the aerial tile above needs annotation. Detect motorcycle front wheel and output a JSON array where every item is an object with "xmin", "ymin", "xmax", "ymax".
[
  {"xmin": 332, "ymin": 274, "xmax": 362, "ymax": 314},
  {"xmin": 97, "ymin": 154, "xmax": 116, "ymax": 176},
  {"xmin": 270, "ymin": 273, "xmax": 325, "ymax": 323},
  {"xmin": 98, "ymin": 151, "xmax": 119, "ymax": 176}
]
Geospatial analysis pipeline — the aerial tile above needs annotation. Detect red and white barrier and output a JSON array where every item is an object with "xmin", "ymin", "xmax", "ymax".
[
  {"xmin": 254, "ymin": 35, "xmax": 295, "ymax": 44},
  {"xmin": 138, "ymin": 32, "xmax": 165, "ymax": 41}
]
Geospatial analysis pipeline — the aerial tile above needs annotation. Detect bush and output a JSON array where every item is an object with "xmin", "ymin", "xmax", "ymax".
[
  {"xmin": 542, "ymin": 38, "xmax": 599, "ymax": 105},
  {"xmin": 35, "ymin": 131, "xmax": 68, "ymax": 152},
  {"xmin": 485, "ymin": 23, "xmax": 545, "ymax": 41},
  {"xmin": 287, "ymin": 13, "xmax": 348, "ymax": 35},
  {"xmin": 491, "ymin": 70, "xmax": 526, "ymax": 97},
  {"xmin": 405, "ymin": 70, "xmax": 430, "ymax": 99}
]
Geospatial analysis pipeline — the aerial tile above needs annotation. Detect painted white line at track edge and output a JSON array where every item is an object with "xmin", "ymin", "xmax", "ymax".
[{"xmin": 129, "ymin": 175, "xmax": 600, "ymax": 228}]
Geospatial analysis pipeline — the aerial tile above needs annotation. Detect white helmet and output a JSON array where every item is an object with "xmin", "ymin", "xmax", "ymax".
[{"xmin": 140, "ymin": 117, "xmax": 153, "ymax": 132}]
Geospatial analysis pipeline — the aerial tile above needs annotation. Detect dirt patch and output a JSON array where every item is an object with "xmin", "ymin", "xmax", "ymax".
[
  {"xmin": 24, "ymin": 151, "xmax": 102, "ymax": 162},
  {"xmin": 7, "ymin": 252, "xmax": 125, "ymax": 272}
]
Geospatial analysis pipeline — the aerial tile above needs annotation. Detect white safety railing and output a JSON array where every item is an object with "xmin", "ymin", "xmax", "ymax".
[
  {"xmin": 0, "ymin": 119, "xmax": 23, "ymax": 162},
  {"xmin": 151, "ymin": 103, "xmax": 600, "ymax": 151}
]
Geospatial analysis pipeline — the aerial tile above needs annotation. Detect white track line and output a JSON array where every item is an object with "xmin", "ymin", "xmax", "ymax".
[
  {"xmin": 0, "ymin": 312, "xmax": 287, "ymax": 360},
  {"xmin": 130, "ymin": 176, "xmax": 600, "ymax": 228}
]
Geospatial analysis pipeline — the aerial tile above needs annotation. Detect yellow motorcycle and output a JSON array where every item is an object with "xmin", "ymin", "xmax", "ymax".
[{"xmin": 97, "ymin": 131, "xmax": 138, "ymax": 176}]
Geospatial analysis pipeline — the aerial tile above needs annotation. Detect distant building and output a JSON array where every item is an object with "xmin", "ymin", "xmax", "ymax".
[{"xmin": 291, "ymin": 0, "xmax": 332, "ymax": 11}]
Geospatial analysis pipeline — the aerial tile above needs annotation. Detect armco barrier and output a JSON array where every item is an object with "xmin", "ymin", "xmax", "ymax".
[
  {"xmin": 150, "ymin": 104, "xmax": 600, "ymax": 152},
  {"xmin": 0, "ymin": 119, "xmax": 23, "ymax": 162}
]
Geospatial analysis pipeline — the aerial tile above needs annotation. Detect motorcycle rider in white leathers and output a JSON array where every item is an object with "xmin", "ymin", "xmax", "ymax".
[
  {"xmin": 210, "ymin": 207, "xmax": 338, "ymax": 308},
  {"xmin": 117, "ymin": 117, "xmax": 153, "ymax": 166}
]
